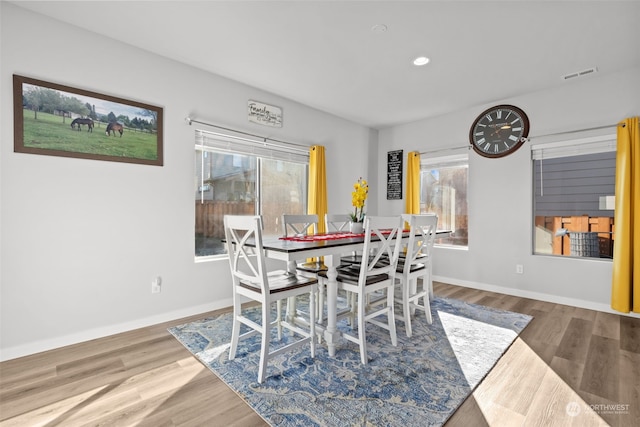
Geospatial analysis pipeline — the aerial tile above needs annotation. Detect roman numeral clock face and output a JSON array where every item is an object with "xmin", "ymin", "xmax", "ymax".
[{"xmin": 469, "ymin": 105, "xmax": 530, "ymax": 158}]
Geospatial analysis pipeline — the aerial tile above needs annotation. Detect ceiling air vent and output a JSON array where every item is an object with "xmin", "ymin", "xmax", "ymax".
[{"xmin": 562, "ymin": 67, "xmax": 598, "ymax": 81}]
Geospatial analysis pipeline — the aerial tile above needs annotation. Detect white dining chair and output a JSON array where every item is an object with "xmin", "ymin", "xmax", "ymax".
[
  {"xmin": 282, "ymin": 214, "xmax": 319, "ymax": 238},
  {"xmin": 325, "ymin": 213, "xmax": 363, "ymax": 265},
  {"xmin": 282, "ymin": 214, "xmax": 327, "ymax": 274},
  {"xmin": 395, "ymin": 214, "xmax": 438, "ymax": 337},
  {"xmin": 324, "ymin": 213, "xmax": 360, "ymax": 320},
  {"xmin": 281, "ymin": 214, "xmax": 327, "ymax": 324},
  {"xmin": 325, "ymin": 213, "xmax": 351, "ymax": 232},
  {"xmin": 224, "ymin": 215, "xmax": 318, "ymax": 383},
  {"xmin": 321, "ymin": 215, "xmax": 402, "ymax": 364}
]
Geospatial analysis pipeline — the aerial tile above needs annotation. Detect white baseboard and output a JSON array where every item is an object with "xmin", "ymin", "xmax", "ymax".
[
  {"xmin": 434, "ymin": 275, "xmax": 640, "ymax": 318},
  {"xmin": 4, "ymin": 279, "xmax": 638, "ymax": 362},
  {"xmin": 0, "ymin": 298, "xmax": 233, "ymax": 362}
]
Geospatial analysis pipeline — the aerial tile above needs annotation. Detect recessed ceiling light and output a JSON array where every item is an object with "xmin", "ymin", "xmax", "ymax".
[
  {"xmin": 371, "ymin": 24, "xmax": 388, "ymax": 33},
  {"xmin": 413, "ymin": 56, "xmax": 430, "ymax": 66}
]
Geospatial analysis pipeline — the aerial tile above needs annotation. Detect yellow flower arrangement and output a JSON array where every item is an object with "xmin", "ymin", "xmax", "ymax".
[{"xmin": 349, "ymin": 177, "xmax": 369, "ymax": 223}]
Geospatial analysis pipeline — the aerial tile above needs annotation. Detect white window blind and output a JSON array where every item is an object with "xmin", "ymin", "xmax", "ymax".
[
  {"xmin": 421, "ymin": 152, "xmax": 469, "ymax": 169},
  {"xmin": 532, "ymin": 133, "xmax": 616, "ymax": 215},
  {"xmin": 195, "ymin": 129, "xmax": 309, "ymax": 164},
  {"xmin": 531, "ymin": 134, "xmax": 616, "ymax": 160}
]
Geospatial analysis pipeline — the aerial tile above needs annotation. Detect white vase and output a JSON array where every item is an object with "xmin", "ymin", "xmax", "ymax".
[{"xmin": 349, "ymin": 221, "xmax": 364, "ymax": 234}]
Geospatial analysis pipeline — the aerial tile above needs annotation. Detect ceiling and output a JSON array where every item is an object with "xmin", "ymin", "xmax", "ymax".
[{"xmin": 10, "ymin": 1, "xmax": 640, "ymax": 129}]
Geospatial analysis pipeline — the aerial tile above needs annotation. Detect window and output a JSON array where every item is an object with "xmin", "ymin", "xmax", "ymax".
[
  {"xmin": 532, "ymin": 135, "xmax": 616, "ymax": 259},
  {"xmin": 195, "ymin": 130, "xmax": 309, "ymax": 258},
  {"xmin": 420, "ymin": 153, "xmax": 468, "ymax": 247}
]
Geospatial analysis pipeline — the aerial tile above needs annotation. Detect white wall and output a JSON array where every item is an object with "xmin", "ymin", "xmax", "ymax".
[
  {"xmin": 3, "ymin": 2, "xmax": 638, "ymax": 361},
  {"xmin": 0, "ymin": 3, "xmax": 373, "ymax": 360},
  {"xmin": 378, "ymin": 66, "xmax": 640, "ymax": 313}
]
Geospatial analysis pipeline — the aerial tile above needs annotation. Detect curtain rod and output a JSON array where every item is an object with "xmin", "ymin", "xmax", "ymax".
[
  {"xmin": 527, "ymin": 122, "xmax": 624, "ymax": 140},
  {"xmin": 419, "ymin": 122, "xmax": 625, "ymax": 155},
  {"xmin": 419, "ymin": 146, "xmax": 470, "ymax": 156},
  {"xmin": 185, "ymin": 117, "xmax": 309, "ymax": 150}
]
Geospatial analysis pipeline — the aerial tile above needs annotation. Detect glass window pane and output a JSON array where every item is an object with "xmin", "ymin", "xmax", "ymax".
[
  {"xmin": 195, "ymin": 150, "xmax": 257, "ymax": 257},
  {"xmin": 420, "ymin": 163, "xmax": 468, "ymax": 247},
  {"xmin": 260, "ymin": 159, "xmax": 308, "ymax": 237},
  {"xmin": 533, "ymin": 151, "xmax": 615, "ymax": 259}
]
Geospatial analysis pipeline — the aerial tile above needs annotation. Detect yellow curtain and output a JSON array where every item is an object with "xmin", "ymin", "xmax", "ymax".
[
  {"xmin": 405, "ymin": 151, "xmax": 421, "ymax": 213},
  {"xmin": 611, "ymin": 117, "xmax": 640, "ymax": 313},
  {"xmin": 308, "ymin": 145, "xmax": 327, "ymax": 233}
]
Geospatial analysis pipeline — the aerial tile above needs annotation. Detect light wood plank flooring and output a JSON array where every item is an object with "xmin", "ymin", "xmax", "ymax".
[{"xmin": 1, "ymin": 282, "xmax": 639, "ymax": 426}]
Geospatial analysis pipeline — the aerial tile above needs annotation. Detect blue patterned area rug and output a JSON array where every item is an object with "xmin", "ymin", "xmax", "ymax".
[{"xmin": 169, "ymin": 296, "xmax": 532, "ymax": 426}]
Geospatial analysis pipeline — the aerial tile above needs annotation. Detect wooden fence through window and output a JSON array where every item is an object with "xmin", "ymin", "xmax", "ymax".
[
  {"xmin": 195, "ymin": 200, "xmax": 306, "ymax": 239},
  {"xmin": 195, "ymin": 201, "xmax": 254, "ymax": 239},
  {"xmin": 535, "ymin": 215, "xmax": 614, "ymax": 258}
]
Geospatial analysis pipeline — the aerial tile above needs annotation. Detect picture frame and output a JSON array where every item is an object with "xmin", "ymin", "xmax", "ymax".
[
  {"xmin": 13, "ymin": 74, "xmax": 163, "ymax": 166},
  {"xmin": 247, "ymin": 99, "xmax": 283, "ymax": 128},
  {"xmin": 386, "ymin": 149, "xmax": 403, "ymax": 200}
]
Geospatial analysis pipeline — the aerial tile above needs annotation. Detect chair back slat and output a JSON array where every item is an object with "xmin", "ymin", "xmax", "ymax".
[
  {"xmin": 401, "ymin": 214, "xmax": 438, "ymax": 273},
  {"xmin": 360, "ymin": 216, "xmax": 403, "ymax": 284},
  {"xmin": 282, "ymin": 214, "xmax": 319, "ymax": 237},
  {"xmin": 325, "ymin": 213, "xmax": 351, "ymax": 232},
  {"xmin": 224, "ymin": 215, "xmax": 268, "ymax": 292}
]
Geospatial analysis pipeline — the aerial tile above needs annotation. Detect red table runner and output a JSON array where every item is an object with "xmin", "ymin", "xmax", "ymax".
[
  {"xmin": 279, "ymin": 232, "xmax": 363, "ymax": 242},
  {"xmin": 279, "ymin": 229, "xmax": 406, "ymax": 242}
]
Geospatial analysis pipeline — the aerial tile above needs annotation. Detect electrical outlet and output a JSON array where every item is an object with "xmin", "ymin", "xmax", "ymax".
[
  {"xmin": 151, "ymin": 276, "xmax": 162, "ymax": 293},
  {"xmin": 516, "ymin": 264, "xmax": 524, "ymax": 274}
]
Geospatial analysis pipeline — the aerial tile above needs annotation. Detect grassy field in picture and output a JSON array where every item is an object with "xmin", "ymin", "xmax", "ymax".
[{"xmin": 21, "ymin": 110, "xmax": 158, "ymax": 161}]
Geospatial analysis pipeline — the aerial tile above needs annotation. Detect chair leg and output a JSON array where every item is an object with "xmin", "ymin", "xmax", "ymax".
[
  {"xmin": 317, "ymin": 282, "xmax": 324, "ymax": 325},
  {"xmin": 316, "ymin": 284, "xmax": 324, "ymax": 343},
  {"xmin": 349, "ymin": 291, "xmax": 357, "ymax": 326},
  {"xmin": 409, "ymin": 278, "xmax": 418, "ymax": 315},
  {"xmin": 403, "ymin": 279, "xmax": 413, "ymax": 338},
  {"xmin": 424, "ymin": 292, "xmax": 433, "ymax": 324},
  {"xmin": 229, "ymin": 297, "xmax": 241, "ymax": 360},
  {"xmin": 422, "ymin": 274, "xmax": 433, "ymax": 324},
  {"xmin": 357, "ymin": 294, "xmax": 367, "ymax": 365},
  {"xmin": 309, "ymin": 290, "xmax": 316, "ymax": 358},
  {"xmin": 276, "ymin": 300, "xmax": 282, "ymax": 340},
  {"xmin": 387, "ymin": 287, "xmax": 398, "ymax": 346},
  {"xmin": 257, "ymin": 303, "xmax": 271, "ymax": 384}
]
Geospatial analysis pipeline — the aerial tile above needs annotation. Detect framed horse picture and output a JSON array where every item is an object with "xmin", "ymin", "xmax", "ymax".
[{"xmin": 13, "ymin": 74, "xmax": 163, "ymax": 166}]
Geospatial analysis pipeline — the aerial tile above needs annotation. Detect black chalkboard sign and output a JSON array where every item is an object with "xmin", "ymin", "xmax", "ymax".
[{"xmin": 387, "ymin": 149, "xmax": 403, "ymax": 200}]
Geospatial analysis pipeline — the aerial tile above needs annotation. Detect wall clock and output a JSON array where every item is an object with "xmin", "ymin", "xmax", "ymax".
[{"xmin": 469, "ymin": 105, "xmax": 530, "ymax": 158}]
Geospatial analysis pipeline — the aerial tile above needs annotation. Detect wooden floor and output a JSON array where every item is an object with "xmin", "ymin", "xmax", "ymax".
[{"xmin": 1, "ymin": 282, "xmax": 639, "ymax": 426}]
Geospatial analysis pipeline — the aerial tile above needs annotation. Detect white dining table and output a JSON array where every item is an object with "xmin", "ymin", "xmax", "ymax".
[
  {"xmin": 257, "ymin": 233, "xmax": 359, "ymax": 356},
  {"xmin": 259, "ymin": 230, "xmax": 449, "ymax": 357}
]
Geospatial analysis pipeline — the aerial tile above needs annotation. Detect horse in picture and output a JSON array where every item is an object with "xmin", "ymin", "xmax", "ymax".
[
  {"xmin": 70, "ymin": 118, "xmax": 94, "ymax": 132},
  {"xmin": 106, "ymin": 122, "xmax": 124, "ymax": 137}
]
